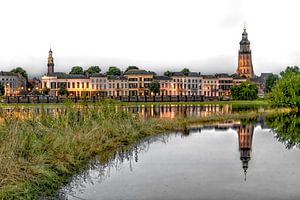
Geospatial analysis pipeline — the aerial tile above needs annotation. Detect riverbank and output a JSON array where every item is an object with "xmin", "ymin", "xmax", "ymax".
[
  {"xmin": 0, "ymin": 102, "xmax": 291, "ymax": 199},
  {"xmin": 0, "ymin": 99, "xmax": 269, "ymax": 108}
]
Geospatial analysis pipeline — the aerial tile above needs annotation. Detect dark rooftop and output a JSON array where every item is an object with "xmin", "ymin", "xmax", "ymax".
[
  {"xmin": 0, "ymin": 71, "xmax": 20, "ymax": 77},
  {"xmin": 107, "ymin": 75, "xmax": 127, "ymax": 80},
  {"xmin": 47, "ymin": 72, "xmax": 89, "ymax": 79},
  {"xmin": 154, "ymin": 76, "xmax": 172, "ymax": 81},
  {"xmin": 124, "ymin": 69, "xmax": 153, "ymax": 75}
]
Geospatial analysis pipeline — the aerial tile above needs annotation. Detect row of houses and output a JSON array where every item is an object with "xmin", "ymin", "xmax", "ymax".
[{"xmin": 41, "ymin": 70, "xmax": 248, "ymax": 97}]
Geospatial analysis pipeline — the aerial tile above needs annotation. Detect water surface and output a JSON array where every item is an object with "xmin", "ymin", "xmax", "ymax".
[{"xmin": 60, "ymin": 117, "xmax": 300, "ymax": 200}]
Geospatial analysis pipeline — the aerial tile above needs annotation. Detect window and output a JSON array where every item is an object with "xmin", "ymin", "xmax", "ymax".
[
  {"xmin": 72, "ymin": 82, "xmax": 75, "ymax": 88},
  {"xmin": 86, "ymin": 82, "xmax": 89, "ymax": 88},
  {"xmin": 77, "ymin": 82, "xmax": 80, "ymax": 88}
]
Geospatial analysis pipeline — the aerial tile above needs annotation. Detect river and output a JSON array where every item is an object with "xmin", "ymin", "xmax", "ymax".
[{"xmin": 58, "ymin": 112, "xmax": 300, "ymax": 200}]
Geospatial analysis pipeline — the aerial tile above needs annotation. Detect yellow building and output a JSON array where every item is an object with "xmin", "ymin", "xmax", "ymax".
[{"xmin": 124, "ymin": 70, "xmax": 153, "ymax": 96}]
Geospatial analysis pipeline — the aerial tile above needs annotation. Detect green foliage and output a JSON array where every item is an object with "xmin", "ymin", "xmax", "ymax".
[
  {"xmin": 11, "ymin": 67, "xmax": 28, "ymax": 80},
  {"xmin": 230, "ymin": 81, "xmax": 258, "ymax": 100},
  {"xmin": 266, "ymin": 112, "xmax": 300, "ymax": 149},
  {"xmin": 107, "ymin": 66, "xmax": 121, "ymax": 76},
  {"xmin": 0, "ymin": 83, "xmax": 4, "ymax": 96},
  {"xmin": 125, "ymin": 66, "xmax": 139, "ymax": 72},
  {"xmin": 181, "ymin": 68, "xmax": 190, "ymax": 75},
  {"xmin": 84, "ymin": 66, "xmax": 101, "ymax": 75},
  {"xmin": 265, "ymin": 74, "xmax": 279, "ymax": 93},
  {"xmin": 70, "ymin": 66, "xmax": 84, "ymax": 75},
  {"xmin": 58, "ymin": 85, "xmax": 68, "ymax": 96},
  {"xmin": 149, "ymin": 81, "xmax": 160, "ymax": 95},
  {"xmin": 42, "ymin": 87, "xmax": 50, "ymax": 95},
  {"xmin": 280, "ymin": 65, "xmax": 299, "ymax": 77},
  {"xmin": 268, "ymin": 67, "xmax": 300, "ymax": 107},
  {"xmin": 164, "ymin": 70, "xmax": 171, "ymax": 77}
]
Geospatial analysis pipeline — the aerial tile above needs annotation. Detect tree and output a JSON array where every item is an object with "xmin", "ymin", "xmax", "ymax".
[
  {"xmin": 164, "ymin": 70, "xmax": 172, "ymax": 77},
  {"xmin": 265, "ymin": 74, "xmax": 279, "ymax": 93},
  {"xmin": 266, "ymin": 112, "xmax": 300, "ymax": 149},
  {"xmin": 84, "ymin": 66, "xmax": 101, "ymax": 75},
  {"xmin": 268, "ymin": 67, "xmax": 300, "ymax": 108},
  {"xmin": 42, "ymin": 87, "xmax": 50, "ymax": 95},
  {"xmin": 58, "ymin": 85, "xmax": 68, "ymax": 96},
  {"xmin": 148, "ymin": 71, "xmax": 157, "ymax": 75},
  {"xmin": 280, "ymin": 66, "xmax": 299, "ymax": 77},
  {"xmin": 181, "ymin": 68, "xmax": 190, "ymax": 75},
  {"xmin": 70, "ymin": 66, "xmax": 84, "ymax": 75},
  {"xmin": 0, "ymin": 83, "xmax": 4, "ymax": 96},
  {"xmin": 106, "ymin": 66, "xmax": 121, "ymax": 76},
  {"xmin": 125, "ymin": 66, "xmax": 139, "ymax": 72},
  {"xmin": 230, "ymin": 81, "xmax": 258, "ymax": 100},
  {"xmin": 11, "ymin": 67, "xmax": 28, "ymax": 80},
  {"xmin": 149, "ymin": 81, "xmax": 160, "ymax": 95}
]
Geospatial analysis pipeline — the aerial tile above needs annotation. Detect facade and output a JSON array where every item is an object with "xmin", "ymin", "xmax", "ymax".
[
  {"xmin": 90, "ymin": 74, "xmax": 108, "ymax": 96},
  {"xmin": 107, "ymin": 75, "xmax": 128, "ymax": 97},
  {"xmin": 0, "ymin": 71, "xmax": 26, "ymax": 96},
  {"xmin": 216, "ymin": 74, "xmax": 233, "ymax": 97},
  {"xmin": 124, "ymin": 70, "xmax": 153, "ymax": 96},
  {"xmin": 202, "ymin": 75, "xmax": 219, "ymax": 97},
  {"xmin": 154, "ymin": 76, "xmax": 173, "ymax": 96},
  {"xmin": 237, "ymin": 26, "xmax": 254, "ymax": 78},
  {"xmin": 169, "ymin": 72, "xmax": 202, "ymax": 96},
  {"xmin": 42, "ymin": 73, "xmax": 91, "ymax": 96}
]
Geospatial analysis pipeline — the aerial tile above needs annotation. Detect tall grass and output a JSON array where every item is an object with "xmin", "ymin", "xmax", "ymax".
[{"xmin": 0, "ymin": 101, "xmax": 292, "ymax": 199}]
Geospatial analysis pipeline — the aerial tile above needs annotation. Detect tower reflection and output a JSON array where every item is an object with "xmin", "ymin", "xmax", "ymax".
[{"xmin": 236, "ymin": 124, "xmax": 254, "ymax": 181}]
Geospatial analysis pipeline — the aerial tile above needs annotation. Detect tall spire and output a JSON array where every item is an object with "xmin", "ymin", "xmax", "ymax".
[{"xmin": 47, "ymin": 47, "xmax": 54, "ymax": 74}]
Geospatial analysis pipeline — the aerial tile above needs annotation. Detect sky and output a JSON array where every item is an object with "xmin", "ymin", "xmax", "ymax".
[{"xmin": 0, "ymin": 0, "xmax": 300, "ymax": 77}]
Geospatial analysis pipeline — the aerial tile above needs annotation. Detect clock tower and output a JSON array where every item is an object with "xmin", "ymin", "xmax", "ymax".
[
  {"xmin": 47, "ymin": 48, "xmax": 54, "ymax": 74},
  {"xmin": 237, "ymin": 26, "xmax": 254, "ymax": 78}
]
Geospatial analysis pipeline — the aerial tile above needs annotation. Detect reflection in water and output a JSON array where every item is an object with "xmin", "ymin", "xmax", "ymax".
[
  {"xmin": 59, "ymin": 134, "xmax": 172, "ymax": 199},
  {"xmin": 237, "ymin": 125, "xmax": 254, "ymax": 181},
  {"xmin": 125, "ymin": 104, "xmax": 234, "ymax": 118},
  {"xmin": 266, "ymin": 112, "xmax": 300, "ymax": 149},
  {"xmin": 0, "ymin": 104, "xmax": 261, "ymax": 121},
  {"xmin": 60, "ymin": 121, "xmax": 265, "ymax": 200}
]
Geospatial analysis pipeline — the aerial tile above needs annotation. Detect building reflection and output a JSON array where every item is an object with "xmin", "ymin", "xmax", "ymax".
[
  {"xmin": 187, "ymin": 122, "xmax": 255, "ymax": 181},
  {"xmin": 126, "ymin": 104, "xmax": 233, "ymax": 119},
  {"xmin": 237, "ymin": 124, "xmax": 254, "ymax": 181}
]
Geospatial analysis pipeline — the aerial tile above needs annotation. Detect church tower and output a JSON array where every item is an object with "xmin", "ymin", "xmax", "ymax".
[
  {"xmin": 47, "ymin": 48, "xmax": 54, "ymax": 74},
  {"xmin": 237, "ymin": 25, "xmax": 254, "ymax": 78},
  {"xmin": 237, "ymin": 124, "xmax": 254, "ymax": 181}
]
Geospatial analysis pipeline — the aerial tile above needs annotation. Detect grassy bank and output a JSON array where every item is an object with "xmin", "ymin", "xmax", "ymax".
[
  {"xmin": 0, "ymin": 102, "xmax": 291, "ymax": 199},
  {"xmin": 0, "ymin": 99, "xmax": 269, "ymax": 108}
]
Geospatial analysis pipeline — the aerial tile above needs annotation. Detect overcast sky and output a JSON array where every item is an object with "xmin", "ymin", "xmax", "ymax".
[{"xmin": 0, "ymin": 0, "xmax": 300, "ymax": 77}]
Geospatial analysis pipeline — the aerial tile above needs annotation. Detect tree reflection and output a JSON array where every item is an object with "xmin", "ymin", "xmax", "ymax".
[{"xmin": 266, "ymin": 112, "xmax": 300, "ymax": 149}]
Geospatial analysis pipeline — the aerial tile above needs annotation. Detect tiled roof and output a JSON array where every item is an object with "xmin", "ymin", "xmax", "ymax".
[
  {"xmin": 107, "ymin": 75, "xmax": 127, "ymax": 80},
  {"xmin": 124, "ymin": 69, "xmax": 153, "ymax": 75},
  {"xmin": 154, "ymin": 76, "xmax": 172, "ymax": 81},
  {"xmin": 0, "ymin": 71, "xmax": 19, "ymax": 76},
  {"xmin": 89, "ymin": 73, "xmax": 107, "ymax": 77}
]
